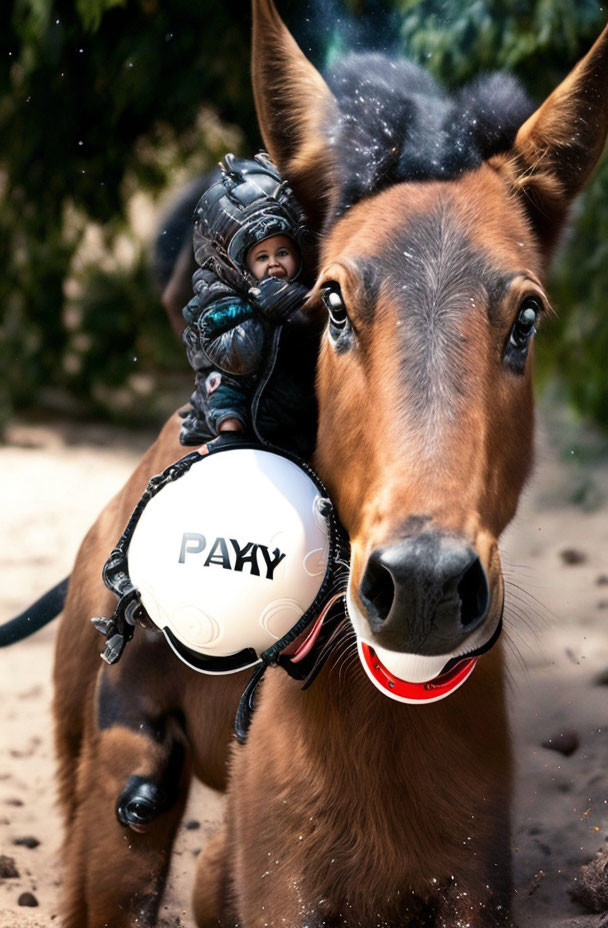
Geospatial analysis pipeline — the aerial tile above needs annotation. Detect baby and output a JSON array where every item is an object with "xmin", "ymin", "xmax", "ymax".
[{"xmin": 180, "ymin": 153, "xmax": 318, "ymax": 456}]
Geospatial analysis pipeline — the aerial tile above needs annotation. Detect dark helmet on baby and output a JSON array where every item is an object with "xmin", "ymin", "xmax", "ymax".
[{"xmin": 193, "ymin": 152, "xmax": 308, "ymax": 281}]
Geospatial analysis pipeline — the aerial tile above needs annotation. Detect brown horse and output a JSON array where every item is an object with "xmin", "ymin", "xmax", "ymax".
[{"xmin": 53, "ymin": 2, "xmax": 608, "ymax": 926}]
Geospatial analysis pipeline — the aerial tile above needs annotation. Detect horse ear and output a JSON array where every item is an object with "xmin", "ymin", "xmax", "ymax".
[
  {"xmin": 504, "ymin": 24, "xmax": 608, "ymax": 254},
  {"xmin": 251, "ymin": 0, "xmax": 338, "ymax": 228}
]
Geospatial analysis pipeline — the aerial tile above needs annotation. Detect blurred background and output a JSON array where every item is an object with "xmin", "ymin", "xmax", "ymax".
[{"xmin": 2, "ymin": 0, "xmax": 608, "ymax": 435}]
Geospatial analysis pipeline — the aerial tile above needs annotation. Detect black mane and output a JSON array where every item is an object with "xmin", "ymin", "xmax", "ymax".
[{"xmin": 324, "ymin": 54, "xmax": 534, "ymax": 216}]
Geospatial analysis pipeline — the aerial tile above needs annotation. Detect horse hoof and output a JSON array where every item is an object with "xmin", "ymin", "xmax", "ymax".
[{"xmin": 115, "ymin": 776, "xmax": 166, "ymax": 832}]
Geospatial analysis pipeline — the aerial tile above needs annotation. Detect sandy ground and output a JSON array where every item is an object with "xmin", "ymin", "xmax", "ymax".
[{"xmin": 1, "ymin": 407, "xmax": 607, "ymax": 927}]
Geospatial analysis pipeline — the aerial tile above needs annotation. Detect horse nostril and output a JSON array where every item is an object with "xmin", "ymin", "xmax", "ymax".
[
  {"xmin": 457, "ymin": 556, "xmax": 489, "ymax": 628},
  {"xmin": 359, "ymin": 541, "xmax": 491, "ymax": 646},
  {"xmin": 359, "ymin": 554, "xmax": 395, "ymax": 625}
]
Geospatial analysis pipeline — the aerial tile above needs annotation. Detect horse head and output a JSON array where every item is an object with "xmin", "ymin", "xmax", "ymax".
[{"xmin": 252, "ymin": 0, "xmax": 608, "ymax": 673}]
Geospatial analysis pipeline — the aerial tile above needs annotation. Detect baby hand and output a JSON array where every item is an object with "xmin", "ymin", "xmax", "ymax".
[{"xmin": 248, "ymin": 277, "xmax": 308, "ymax": 324}]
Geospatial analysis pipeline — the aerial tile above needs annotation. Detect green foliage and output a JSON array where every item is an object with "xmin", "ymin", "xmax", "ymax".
[
  {"xmin": 538, "ymin": 156, "xmax": 608, "ymax": 430},
  {"xmin": 397, "ymin": 0, "xmax": 604, "ymax": 94},
  {"xmin": 1, "ymin": 0, "xmax": 257, "ymax": 428},
  {"xmin": 75, "ymin": 0, "xmax": 126, "ymax": 34},
  {"xmin": 65, "ymin": 256, "xmax": 184, "ymax": 397}
]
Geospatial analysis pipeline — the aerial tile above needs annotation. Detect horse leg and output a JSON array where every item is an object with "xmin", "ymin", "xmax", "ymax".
[
  {"xmin": 54, "ymin": 685, "xmax": 86, "ymax": 829},
  {"xmin": 435, "ymin": 883, "xmax": 515, "ymax": 928},
  {"xmin": 60, "ymin": 654, "xmax": 192, "ymax": 928},
  {"xmin": 434, "ymin": 820, "xmax": 516, "ymax": 928},
  {"xmin": 61, "ymin": 719, "xmax": 191, "ymax": 927},
  {"xmin": 53, "ymin": 554, "xmax": 110, "ymax": 827},
  {"xmin": 192, "ymin": 826, "xmax": 236, "ymax": 928}
]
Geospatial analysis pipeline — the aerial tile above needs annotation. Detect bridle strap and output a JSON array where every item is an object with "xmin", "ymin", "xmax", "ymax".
[
  {"xmin": 234, "ymin": 593, "xmax": 347, "ymax": 745},
  {"xmin": 234, "ymin": 661, "xmax": 269, "ymax": 745}
]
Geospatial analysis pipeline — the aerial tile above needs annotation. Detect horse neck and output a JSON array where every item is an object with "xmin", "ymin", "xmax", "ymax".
[
  {"xmin": 298, "ymin": 657, "xmax": 436, "ymax": 773},
  {"xmin": 294, "ymin": 643, "xmax": 508, "ymax": 785}
]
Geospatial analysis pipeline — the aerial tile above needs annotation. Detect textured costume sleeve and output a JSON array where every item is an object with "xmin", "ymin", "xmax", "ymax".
[
  {"xmin": 183, "ymin": 268, "xmax": 266, "ymax": 376},
  {"xmin": 247, "ymin": 277, "xmax": 309, "ymax": 324}
]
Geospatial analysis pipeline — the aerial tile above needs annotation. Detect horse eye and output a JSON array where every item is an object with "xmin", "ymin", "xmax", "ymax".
[
  {"xmin": 510, "ymin": 298, "xmax": 539, "ymax": 350},
  {"xmin": 321, "ymin": 282, "xmax": 348, "ymax": 330},
  {"xmin": 504, "ymin": 297, "xmax": 541, "ymax": 374}
]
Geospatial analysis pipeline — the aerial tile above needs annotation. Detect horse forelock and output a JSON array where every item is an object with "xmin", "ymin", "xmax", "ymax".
[{"xmin": 323, "ymin": 53, "xmax": 534, "ymax": 219}]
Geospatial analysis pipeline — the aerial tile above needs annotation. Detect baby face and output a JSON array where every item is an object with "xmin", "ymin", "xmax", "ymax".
[{"xmin": 246, "ymin": 234, "xmax": 298, "ymax": 280}]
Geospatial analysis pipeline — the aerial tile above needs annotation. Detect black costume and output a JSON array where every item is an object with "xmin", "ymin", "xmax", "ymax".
[{"xmin": 179, "ymin": 153, "xmax": 318, "ymax": 457}]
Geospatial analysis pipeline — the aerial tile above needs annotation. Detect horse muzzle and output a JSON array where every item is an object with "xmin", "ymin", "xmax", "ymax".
[
  {"xmin": 357, "ymin": 531, "xmax": 493, "ymax": 654},
  {"xmin": 348, "ymin": 530, "xmax": 503, "ymax": 700}
]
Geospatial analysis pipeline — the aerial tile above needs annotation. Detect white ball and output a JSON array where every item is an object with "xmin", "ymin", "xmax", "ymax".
[{"xmin": 127, "ymin": 448, "xmax": 330, "ymax": 665}]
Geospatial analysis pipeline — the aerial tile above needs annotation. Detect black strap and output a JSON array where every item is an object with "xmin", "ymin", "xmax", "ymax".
[
  {"xmin": 0, "ymin": 576, "xmax": 70, "ymax": 647},
  {"xmin": 164, "ymin": 627, "xmax": 259, "ymax": 675},
  {"xmin": 250, "ymin": 324, "xmax": 283, "ymax": 446},
  {"xmin": 93, "ymin": 452, "xmax": 204, "ymax": 664},
  {"xmin": 234, "ymin": 661, "xmax": 269, "ymax": 744}
]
